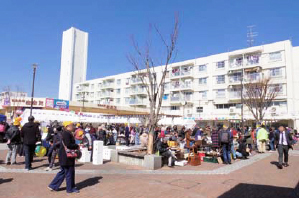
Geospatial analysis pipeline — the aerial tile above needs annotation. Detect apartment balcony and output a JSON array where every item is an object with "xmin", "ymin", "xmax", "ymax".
[
  {"xmin": 130, "ymin": 87, "xmax": 147, "ymax": 96},
  {"xmin": 129, "ymin": 98, "xmax": 148, "ymax": 106},
  {"xmin": 229, "ymin": 76, "xmax": 242, "ymax": 85},
  {"xmin": 170, "ymin": 67, "xmax": 193, "ymax": 79},
  {"xmin": 170, "ymin": 95, "xmax": 193, "ymax": 104},
  {"xmin": 170, "ymin": 82, "xmax": 193, "ymax": 91},
  {"xmin": 102, "ymin": 83, "xmax": 115, "ymax": 89},
  {"xmin": 180, "ymin": 83, "xmax": 193, "ymax": 91},
  {"xmin": 229, "ymin": 91, "xmax": 242, "ymax": 100},
  {"xmin": 229, "ymin": 59, "xmax": 243, "ymax": 69},
  {"xmin": 244, "ymin": 73, "xmax": 261, "ymax": 82},
  {"xmin": 100, "ymin": 92, "xmax": 114, "ymax": 98},
  {"xmin": 131, "ymin": 78, "xmax": 144, "ymax": 85}
]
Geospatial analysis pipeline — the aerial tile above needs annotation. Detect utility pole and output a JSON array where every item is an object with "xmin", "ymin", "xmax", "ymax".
[{"xmin": 30, "ymin": 64, "xmax": 38, "ymax": 117}]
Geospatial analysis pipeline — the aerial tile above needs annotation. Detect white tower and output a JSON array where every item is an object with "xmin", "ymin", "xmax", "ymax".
[{"xmin": 58, "ymin": 27, "xmax": 88, "ymax": 101}]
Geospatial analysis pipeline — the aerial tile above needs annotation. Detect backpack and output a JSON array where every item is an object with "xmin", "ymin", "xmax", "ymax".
[
  {"xmin": 0, "ymin": 124, "xmax": 5, "ymax": 133},
  {"xmin": 221, "ymin": 130, "xmax": 230, "ymax": 144}
]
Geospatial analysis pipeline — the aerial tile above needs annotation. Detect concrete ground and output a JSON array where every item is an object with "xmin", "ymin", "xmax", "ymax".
[{"xmin": 0, "ymin": 144, "xmax": 298, "ymax": 198}]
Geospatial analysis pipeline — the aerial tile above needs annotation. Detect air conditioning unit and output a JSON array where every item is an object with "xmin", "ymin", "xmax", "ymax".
[{"xmin": 229, "ymin": 107, "xmax": 236, "ymax": 114}]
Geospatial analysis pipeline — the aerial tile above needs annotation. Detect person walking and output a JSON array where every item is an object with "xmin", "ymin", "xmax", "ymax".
[
  {"xmin": 45, "ymin": 124, "xmax": 62, "ymax": 171},
  {"xmin": 257, "ymin": 124, "xmax": 268, "ymax": 153},
  {"xmin": 269, "ymin": 127, "xmax": 276, "ymax": 151},
  {"xmin": 48, "ymin": 121, "xmax": 79, "ymax": 193},
  {"xmin": 275, "ymin": 125, "xmax": 293, "ymax": 169},
  {"xmin": 220, "ymin": 125, "xmax": 232, "ymax": 165},
  {"xmin": 125, "ymin": 124, "xmax": 130, "ymax": 146},
  {"xmin": 5, "ymin": 118, "xmax": 22, "ymax": 165},
  {"xmin": 21, "ymin": 116, "xmax": 40, "ymax": 171}
]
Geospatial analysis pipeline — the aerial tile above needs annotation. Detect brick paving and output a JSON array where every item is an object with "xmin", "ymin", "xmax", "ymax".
[{"xmin": 0, "ymin": 147, "xmax": 298, "ymax": 198}]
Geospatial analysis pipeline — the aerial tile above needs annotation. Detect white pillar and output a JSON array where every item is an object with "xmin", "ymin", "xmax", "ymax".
[{"xmin": 92, "ymin": 140, "xmax": 103, "ymax": 165}]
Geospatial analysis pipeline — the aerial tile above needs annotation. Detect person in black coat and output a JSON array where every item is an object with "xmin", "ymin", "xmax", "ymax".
[
  {"xmin": 48, "ymin": 121, "xmax": 79, "ymax": 193},
  {"xmin": 21, "ymin": 116, "xmax": 40, "ymax": 170},
  {"xmin": 5, "ymin": 120, "xmax": 21, "ymax": 165},
  {"xmin": 156, "ymin": 137, "xmax": 176, "ymax": 167},
  {"xmin": 274, "ymin": 125, "xmax": 293, "ymax": 169}
]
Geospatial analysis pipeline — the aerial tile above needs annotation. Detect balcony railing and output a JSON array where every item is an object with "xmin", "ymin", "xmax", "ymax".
[
  {"xmin": 181, "ymin": 83, "xmax": 193, "ymax": 89},
  {"xmin": 246, "ymin": 55, "xmax": 260, "ymax": 66},
  {"xmin": 170, "ymin": 67, "xmax": 193, "ymax": 78},
  {"xmin": 229, "ymin": 59, "xmax": 243, "ymax": 68},
  {"xmin": 102, "ymin": 82, "xmax": 115, "ymax": 88},
  {"xmin": 229, "ymin": 91, "xmax": 241, "ymax": 98},
  {"xmin": 170, "ymin": 96, "xmax": 180, "ymax": 102},
  {"xmin": 229, "ymin": 76, "xmax": 242, "ymax": 83},
  {"xmin": 131, "ymin": 78, "xmax": 143, "ymax": 84},
  {"xmin": 245, "ymin": 73, "xmax": 261, "ymax": 82},
  {"xmin": 130, "ymin": 98, "xmax": 148, "ymax": 105}
]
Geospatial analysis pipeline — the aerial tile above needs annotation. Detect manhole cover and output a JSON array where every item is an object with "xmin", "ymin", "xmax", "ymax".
[{"xmin": 168, "ymin": 179, "xmax": 200, "ymax": 189}]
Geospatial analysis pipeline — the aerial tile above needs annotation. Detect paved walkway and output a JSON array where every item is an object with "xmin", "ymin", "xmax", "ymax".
[{"xmin": 0, "ymin": 147, "xmax": 298, "ymax": 198}]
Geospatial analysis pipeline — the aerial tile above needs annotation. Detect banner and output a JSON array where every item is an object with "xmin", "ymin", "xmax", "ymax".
[{"xmin": 53, "ymin": 99, "xmax": 69, "ymax": 110}]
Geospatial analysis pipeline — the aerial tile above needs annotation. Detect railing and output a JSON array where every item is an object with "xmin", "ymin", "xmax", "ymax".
[
  {"xmin": 246, "ymin": 55, "xmax": 260, "ymax": 66},
  {"xmin": 131, "ymin": 78, "xmax": 143, "ymax": 84},
  {"xmin": 170, "ymin": 96, "xmax": 180, "ymax": 102},
  {"xmin": 181, "ymin": 83, "xmax": 193, "ymax": 89},
  {"xmin": 245, "ymin": 73, "xmax": 261, "ymax": 82},
  {"xmin": 130, "ymin": 98, "xmax": 147, "ymax": 105},
  {"xmin": 229, "ymin": 76, "xmax": 242, "ymax": 83},
  {"xmin": 229, "ymin": 91, "xmax": 241, "ymax": 98},
  {"xmin": 131, "ymin": 87, "xmax": 147, "ymax": 94},
  {"xmin": 170, "ymin": 67, "xmax": 193, "ymax": 78},
  {"xmin": 102, "ymin": 82, "xmax": 115, "ymax": 88},
  {"xmin": 229, "ymin": 59, "xmax": 243, "ymax": 68}
]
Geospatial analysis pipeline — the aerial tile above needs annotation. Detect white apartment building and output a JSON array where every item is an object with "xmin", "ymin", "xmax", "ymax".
[
  {"xmin": 58, "ymin": 27, "xmax": 88, "ymax": 101},
  {"xmin": 72, "ymin": 40, "xmax": 299, "ymax": 128}
]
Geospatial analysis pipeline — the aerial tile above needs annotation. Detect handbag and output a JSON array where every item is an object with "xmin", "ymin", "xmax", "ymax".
[{"xmin": 61, "ymin": 139, "xmax": 78, "ymax": 158}]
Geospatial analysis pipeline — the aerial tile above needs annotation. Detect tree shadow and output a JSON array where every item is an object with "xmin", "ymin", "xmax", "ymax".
[
  {"xmin": 59, "ymin": 176, "xmax": 103, "ymax": 191},
  {"xmin": 218, "ymin": 183, "xmax": 298, "ymax": 198},
  {"xmin": 0, "ymin": 178, "xmax": 13, "ymax": 185}
]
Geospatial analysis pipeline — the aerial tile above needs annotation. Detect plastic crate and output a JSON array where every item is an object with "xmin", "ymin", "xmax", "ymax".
[{"xmin": 203, "ymin": 157, "xmax": 218, "ymax": 163}]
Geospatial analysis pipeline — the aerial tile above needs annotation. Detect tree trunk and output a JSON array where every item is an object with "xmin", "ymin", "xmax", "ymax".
[{"xmin": 147, "ymin": 130, "xmax": 154, "ymax": 154}]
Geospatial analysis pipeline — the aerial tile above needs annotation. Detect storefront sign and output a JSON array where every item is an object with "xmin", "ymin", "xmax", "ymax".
[
  {"xmin": 97, "ymin": 104, "xmax": 117, "ymax": 109},
  {"xmin": 53, "ymin": 99, "xmax": 69, "ymax": 110},
  {"xmin": 45, "ymin": 98, "xmax": 54, "ymax": 108},
  {"xmin": 10, "ymin": 98, "xmax": 46, "ymax": 108}
]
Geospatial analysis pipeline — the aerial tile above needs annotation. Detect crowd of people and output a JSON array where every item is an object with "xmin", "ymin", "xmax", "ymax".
[{"xmin": 0, "ymin": 117, "xmax": 297, "ymax": 193}]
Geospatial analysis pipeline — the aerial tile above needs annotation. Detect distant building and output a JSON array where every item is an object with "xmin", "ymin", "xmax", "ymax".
[
  {"xmin": 0, "ymin": 91, "xmax": 27, "ymax": 106},
  {"xmin": 72, "ymin": 40, "xmax": 299, "ymax": 128},
  {"xmin": 58, "ymin": 27, "xmax": 88, "ymax": 101}
]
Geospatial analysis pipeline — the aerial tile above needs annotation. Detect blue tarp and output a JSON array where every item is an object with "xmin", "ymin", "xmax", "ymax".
[{"xmin": 0, "ymin": 114, "xmax": 6, "ymax": 122}]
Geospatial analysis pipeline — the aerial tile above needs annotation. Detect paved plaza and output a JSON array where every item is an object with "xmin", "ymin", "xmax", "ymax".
[{"xmin": 0, "ymin": 145, "xmax": 298, "ymax": 198}]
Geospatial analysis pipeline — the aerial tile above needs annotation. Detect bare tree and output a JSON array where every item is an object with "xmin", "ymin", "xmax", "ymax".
[
  {"xmin": 243, "ymin": 77, "xmax": 281, "ymax": 123},
  {"xmin": 128, "ymin": 14, "xmax": 179, "ymax": 154}
]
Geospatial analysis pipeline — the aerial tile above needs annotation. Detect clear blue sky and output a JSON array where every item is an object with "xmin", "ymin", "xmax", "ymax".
[{"xmin": 0, "ymin": 0, "xmax": 298, "ymax": 98}]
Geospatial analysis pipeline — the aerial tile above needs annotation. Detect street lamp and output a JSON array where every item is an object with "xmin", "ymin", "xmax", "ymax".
[{"xmin": 30, "ymin": 63, "xmax": 38, "ymax": 116}]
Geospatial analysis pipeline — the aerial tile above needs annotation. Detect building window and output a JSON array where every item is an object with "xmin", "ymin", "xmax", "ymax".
[
  {"xmin": 98, "ymin": 83, "xmax": 102, "ymax": 88},
  {"xmin": 125, "ymin": 88, "xmax": 130, "ymax": 94},
  {"xmin": 216, "ymin": 75, "xmax": 225, "ymax": 84},
  {"xmin": 199, "ymin": 91, "xmax": 207, "ymax": 99},
  {"xmin": 216, "ymin": 61, "xmax": 225, "ymax": 69},
  {"xmin": 196, "ymin": 107, "xmax": 203, "ymax": 113},
  {"xmin": 117, "ymin": 79, "xmax": 121, "ymax": 85},
  {"xmin": 91, "ymin": 84, "xmax": 94, "ymax": 89},
  {"xmin": 199, "ymin": 77, "xmax": 207, "ymax": 85},
  {"xmin": 171, "ymin": 106, "xmax": 180, "ymax": 111},
  {"xmin": 216, "ymin": 89, "xmax": 225, "ymax": 98},
  {"xmin": 215, "ymin": 103, "xmax": 237, "ymax": 109},
  {"xmin": 125, "ymin": 97, "xmax": 130, "ymax": 104},
  {"xmin": 271, "ymin": 101, "xmax": 287, "ymax": 106},
  {"xmin": 164, "ymin": 82, "xmax": 170, "ymax": 90},
  {"xmin": 116, "ymin": 98, "xmax": 120, "ymax": 104},
  {"xmin": 269, "ymin": 51, "xmax": 282, "ymax": 61},
  {"xmin": 269, "ymin": 68, "xmax": 282, "ymax": 77},
  {"xmin": 116, "ymin": 89, "xmax": 121, "ymax": 95},
  {"xmin": 198, "ymin": 64, "xmax": 207, "ymax": 72}
]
